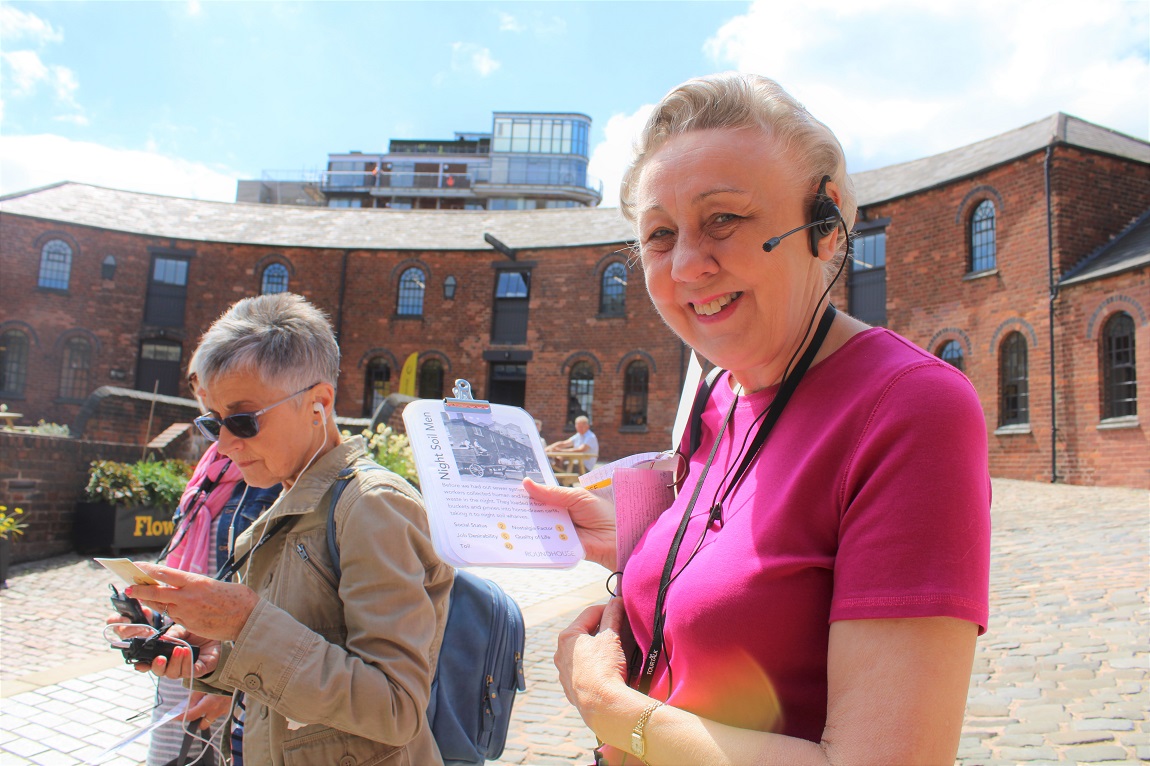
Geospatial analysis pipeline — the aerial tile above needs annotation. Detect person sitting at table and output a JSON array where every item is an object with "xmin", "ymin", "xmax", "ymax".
[{"xmin": 545, "ymin": 415, "xmax": 598, "ymax": 471}]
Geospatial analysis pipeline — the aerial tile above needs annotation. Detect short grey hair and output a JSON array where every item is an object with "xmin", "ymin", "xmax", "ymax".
[
  {"xmin": 574, "ymin": 415, "xmax": 590, "ymax": 426},
  {"xmin": 620, "ymin": 72, "xmax": 856, "ymax": 255},
  {"xmin": 189, "ymin": 293, "xmax": 340, "ymax": 396}
]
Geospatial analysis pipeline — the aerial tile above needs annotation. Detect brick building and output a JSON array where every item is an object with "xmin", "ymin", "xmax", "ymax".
[
  {"xmin": 0, "ymin": 188, "xmax": 679, "ymax": 462},
  {"xmin": 2, "ymin": 113, "xmax": 1148, "ymax": 486}
]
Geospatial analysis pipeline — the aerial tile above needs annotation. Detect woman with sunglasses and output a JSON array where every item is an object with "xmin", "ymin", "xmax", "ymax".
[
  {"xmin": 126, "ymin": 293, "xmax": 454, "ymax": 766},
  {"xmin": 525, "ymin": 73, "xmax": 991, "ymax": 765}
]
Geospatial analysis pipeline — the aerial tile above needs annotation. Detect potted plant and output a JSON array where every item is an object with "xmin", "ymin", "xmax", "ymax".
[
  {"xmin": 0, "ymin": 504, "xmax": 27, "ymax": 586},
  {"xmin": 75, "ymin": 459, "xmax": 193, "ymax": 555}
]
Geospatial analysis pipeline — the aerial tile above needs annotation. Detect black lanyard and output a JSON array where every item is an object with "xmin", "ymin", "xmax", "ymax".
[
  {"xmin": 215, "ymin": 515, "xmax": 292, "ymax": 582},
  {"xmin": 637, "ymin": 304, "xmax": 837, "ymax": 695}
]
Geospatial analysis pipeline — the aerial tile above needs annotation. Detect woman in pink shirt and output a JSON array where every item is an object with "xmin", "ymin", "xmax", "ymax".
[{"xmin": 527, "ymin": 73, "xmax": 990, "ymax": 765}]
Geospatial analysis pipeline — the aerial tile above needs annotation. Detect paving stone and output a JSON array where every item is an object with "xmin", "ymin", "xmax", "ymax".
[
  {"xmin": 1063, "ymin": 744, "xmax": 1132, "ymax": 761},
  {"xmin": 1004, "ymin": 721, "xmax": 1060, "ymax": 734},
  {"xmin": 996, "ymin": 745, "xmax": 1058, "ymax": 760},
  {"xmin": 1077, "ymin": 718, "xmax": 1137, "ymax": 731},
  {"xmin": 992, "ymin": 733, "xmax": 1047, "ymax": 747},
  {"xmin": 3, "ymin": 738, "xmax": 49, "ymax": 758},
  {"xmin": 1048, "ymin": 730, "xmax": 1116, "ymax": 745}
]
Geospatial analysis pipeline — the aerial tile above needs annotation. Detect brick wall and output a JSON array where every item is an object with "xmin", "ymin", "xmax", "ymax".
[
  {"xmin": 1055, "ymin": 271, "xmax": 1150, "ymax": 487},
  {"xmin": 1, "ymin": 218, "xmax": 683, "ymax": 464},
  {"xmin": 71, "ymin": 386, "xmax": 202, "ymax": 454},
  {"xmin": 0, "ymin": 432, "xmax": 141, "ymax": 562},
  {"xmin": 839, "ymin": 147, "xmax": 1150, "ymax": 487}
]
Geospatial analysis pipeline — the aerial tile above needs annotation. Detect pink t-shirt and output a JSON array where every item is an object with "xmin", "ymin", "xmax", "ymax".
[{"xmin": 621, "ymin": 328, "xmax": 991, "ymax": 743}]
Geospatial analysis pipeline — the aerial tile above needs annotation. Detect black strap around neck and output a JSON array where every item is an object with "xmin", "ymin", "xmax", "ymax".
[
  {"xmin": 637, "ymin": 304, "xmax": 837, "ymax": 695},
  {"xmin": 215, "ymin": 514, "xmax": 292, "ymax": 582}
]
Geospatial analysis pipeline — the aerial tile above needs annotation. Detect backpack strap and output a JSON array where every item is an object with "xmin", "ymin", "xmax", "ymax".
[
  {"xmin": 326, "ymin": 466, "xmax": 368, "ymax": 581},
  {"xmin": 687, "ymin": 365, "xmax": 726, "ymax": 458}
]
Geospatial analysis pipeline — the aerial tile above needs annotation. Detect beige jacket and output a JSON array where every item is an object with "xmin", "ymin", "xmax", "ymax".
[{"xmin": 202, "ymin": 436, "xmax": 453, "ymax": 766}]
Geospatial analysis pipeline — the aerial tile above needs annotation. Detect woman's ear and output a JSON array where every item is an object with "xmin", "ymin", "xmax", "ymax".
[
  {"xmin": 816, "ymin": 180, "xmax": 845, "ymax": 262},
  {"xmin": 312, "ymin": 383, "xmax": 336, "ymax": 420}
]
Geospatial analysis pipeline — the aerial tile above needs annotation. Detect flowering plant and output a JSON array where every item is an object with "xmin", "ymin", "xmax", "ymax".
[
  {"xmin": 0, "ymin": 505, "xmax": 27, "ymax": 540},
  {"xmin": 84, "ymin": 459, "xmax": 194, "ymax": 507},
  {"xmin": 345, "ymin": 423, "xmax": 420, "ymax": 490}
]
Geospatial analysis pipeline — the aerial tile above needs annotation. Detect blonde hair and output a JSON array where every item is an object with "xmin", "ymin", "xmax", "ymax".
[{"xmin": 620, "ymin": 72, "xmax": 856, "ymax": 254}]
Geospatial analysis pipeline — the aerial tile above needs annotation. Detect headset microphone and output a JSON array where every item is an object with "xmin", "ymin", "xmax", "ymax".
[
  {"xmin": 762, "ymin": 217, "xmax": 839, "ymax": 252},
  {"xmin": 763, "ymin": 175, "xmax": 843, "ymax": 256}
]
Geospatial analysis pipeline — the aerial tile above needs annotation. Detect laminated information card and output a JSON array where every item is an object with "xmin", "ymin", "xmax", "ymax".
[{"xmin": 402, "ymin": 381, "xmax": 584, "ymax": 569}]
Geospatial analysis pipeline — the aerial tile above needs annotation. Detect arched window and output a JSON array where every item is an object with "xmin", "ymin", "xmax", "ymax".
[
  {"xmin": 970, "ymin": 200, "xmax": 997, "ymax": 273},
  {"xmin": 418, "ymin": 358, "xmax": 445, "ymax": 399},
  {"xmin": 566, "ymin": 361, "xmax": 594, "ymax": 427},
  {"xmin": 599, "ymin": 262, "xmax": 627, "ymax": 315},
  {"xmin": 999, "ymin": 332, "xmax": 1028, "ymax": 426},
  {"xmin": 1102, "ymin": 312, "xmax": 1137, "ymax": 419},
  {"xmin": 59, "ymin": 337, "xmax": 92, "ymax": 400},
  {"xmin": 397, "ymin": 268, "xmax": 426, "ymax": 316},
  {"xmin": 39, "ymin": 239, "xmax": 73, "ymax": 290},
  {"xmin": 364, "ymin": 358, "xmax": 391, "ymax": 417},
  {"xmin": 0, "ymin": 330, "xmax": 30, "ymax": 396},
  {"xmin": 936, "ymin": 340, "xmax": 965, "ymax": 372},
  {"xmin": 261, "ymin": 263, "xmax": 289, "ymax": 295},
  {"xmin": 622, "ymin": 360, "xmax": 649, "ymax": 427}
]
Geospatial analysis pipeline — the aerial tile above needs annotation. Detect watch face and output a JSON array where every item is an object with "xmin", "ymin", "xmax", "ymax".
[{"xmin": 632, "ymin": 732, "xmax": 645, "ymax": 758}]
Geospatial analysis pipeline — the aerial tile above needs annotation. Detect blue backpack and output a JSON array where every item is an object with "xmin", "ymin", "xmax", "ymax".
[{"xmin": 326, "ymin": 465, "xmax": 527, "ymax": 766}]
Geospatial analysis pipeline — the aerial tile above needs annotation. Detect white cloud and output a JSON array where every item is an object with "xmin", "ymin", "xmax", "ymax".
[
  {"xmin": 1, "ymin": 50, "xmax": 49, "ymax": 96},
  {"xmin": 704, "ymin": 0, "xmax": 1149, "ymax": 171},
  {"xmin": 0, "ymin": 6, "xmax": 63, "ymax": 45},
  {"xmin": 0, "ymin": 10, "xmax": 86, "ymax": 126},
  {"xmin": 450, "ymin": 42, "xmax": 501, "ymax": 77},
  {"xmin": 588, "ymin": 105, "xmax": 654, "ymax": 210},
  {"xmin": 0, "ymin": 134, "xmax": 240, "ymax": 202},
  {"xmin": 497, "ymin": 11, "xmax": 524, "ymax": 32}
]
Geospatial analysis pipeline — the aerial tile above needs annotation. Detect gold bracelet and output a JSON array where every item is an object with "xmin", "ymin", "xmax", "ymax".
[{"xmin": 630, "ymin": 700, "xmax": 664, "ymax": 762}]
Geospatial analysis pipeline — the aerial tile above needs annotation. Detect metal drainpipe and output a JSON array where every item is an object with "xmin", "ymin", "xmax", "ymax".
[{"xmin": 1044, "ymin": 146, "xmax": 1058, "ymax": 483}]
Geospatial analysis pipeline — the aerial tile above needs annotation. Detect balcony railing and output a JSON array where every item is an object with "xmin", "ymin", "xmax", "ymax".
[{"xmin": 321, "ymin": 169, "xmax": 603, "ymax": 199}]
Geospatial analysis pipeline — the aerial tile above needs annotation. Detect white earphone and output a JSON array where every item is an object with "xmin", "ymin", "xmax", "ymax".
[{"xmin": 313, "ymin": 402, "xmax": 323, "ymax": 414}]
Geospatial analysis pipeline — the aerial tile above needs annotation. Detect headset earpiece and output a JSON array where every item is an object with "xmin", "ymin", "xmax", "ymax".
[
  {"xmin": 313, "ymin": 402, "xmax": 323, "ymax": 414},
  {"xmin": 808, "ymin": 175, "xmax": 842, "ymax": 258}
]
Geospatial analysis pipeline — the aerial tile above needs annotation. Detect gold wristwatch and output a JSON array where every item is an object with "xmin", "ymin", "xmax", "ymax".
[{"xmin": 630, "ymin": 700, "xmax": 664, "ymax": 761}]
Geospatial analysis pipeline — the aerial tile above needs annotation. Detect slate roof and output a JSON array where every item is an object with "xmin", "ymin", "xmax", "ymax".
[
  {"xmin": 0, "ymin": 182, "xmax": 638, "ymax": 251},
  {"xmin": 852, "ymin": 113, "xmax": 1150, "ymax": 206},
  {"xmin": 3, "ymin": 114, "xmax": 1147, "ymax": 250},
  {"xmin": 1060, "ymin": 207, "xmax": 1150, "ymax": 287}
]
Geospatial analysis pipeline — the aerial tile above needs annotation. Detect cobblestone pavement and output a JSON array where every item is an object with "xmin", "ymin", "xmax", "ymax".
[{"xmin": 1, "ymin": 478, "xmax": 1146, "ymax": 765}]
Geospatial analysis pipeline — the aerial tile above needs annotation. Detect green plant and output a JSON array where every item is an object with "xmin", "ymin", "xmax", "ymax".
[
  {"xmin": 86, "ymin": 461, "xmax": 147, "ymax": 506},
  {"xmin": 30, "ymin": 420, "xmax": 70, "ymax": 436},
  {"xmin": 0, "ymin": 505, "xmax": 27, "ymax": 540},
  {"xmin": 84, "ymin": 459, "xmax": 193, "ymax": 507},
  {"xmin": 133, "ymin": 459, "xmax": 194, "ymax": 508},
  {"xmin": 349, "ymin": 424, "xmax": 419, "ymax": 490}
]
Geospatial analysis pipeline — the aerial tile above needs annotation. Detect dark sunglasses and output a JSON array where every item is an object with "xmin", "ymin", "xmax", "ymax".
[{"xmin": 193, "ymin": 383, "xmax": 319, "ymax": 442}]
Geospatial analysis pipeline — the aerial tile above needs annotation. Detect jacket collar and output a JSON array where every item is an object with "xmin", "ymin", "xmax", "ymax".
[{"xmin": 266, "ymin": 435, "xmax": 368, "ymax": 518}]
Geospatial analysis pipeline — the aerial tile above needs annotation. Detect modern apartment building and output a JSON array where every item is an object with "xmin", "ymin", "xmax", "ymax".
[{"xmin": 237, "ymin": 111, "xmax": 602, "ymax": 210}]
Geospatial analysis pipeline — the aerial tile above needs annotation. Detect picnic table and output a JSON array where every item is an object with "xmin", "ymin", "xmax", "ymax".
[{"xmin": 547, "ymin": 450, "xmax": 598, "ymax": 486}]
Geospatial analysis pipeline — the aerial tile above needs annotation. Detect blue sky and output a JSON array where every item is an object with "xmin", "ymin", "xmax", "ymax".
[{"xmin": 2, "ymin": 0, "xmax": 1148, "ymax": 207}]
